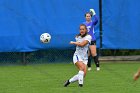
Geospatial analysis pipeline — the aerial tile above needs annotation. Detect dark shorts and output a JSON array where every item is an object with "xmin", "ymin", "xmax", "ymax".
[{"xmin": 90, "ymin": 40, "xmax": 96, "ymax": 45}]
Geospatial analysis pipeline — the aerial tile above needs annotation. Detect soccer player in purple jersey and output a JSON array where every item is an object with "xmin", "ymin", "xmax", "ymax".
[{"xmin": 83, "ymin": 9, "xmax": 100, "ymax": 71}]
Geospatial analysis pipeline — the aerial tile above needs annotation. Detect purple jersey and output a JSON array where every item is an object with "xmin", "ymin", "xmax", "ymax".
[{"xmin": 83, "ymin": 15, "xmax": 98, "ymax": 41}]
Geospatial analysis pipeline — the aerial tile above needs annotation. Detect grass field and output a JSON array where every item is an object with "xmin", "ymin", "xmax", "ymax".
[{"xmin": 0, "ymin": 61, "xmax": 140, "ymax": 93}]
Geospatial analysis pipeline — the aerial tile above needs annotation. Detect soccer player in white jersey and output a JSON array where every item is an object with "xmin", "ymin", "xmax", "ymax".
[
  {"xmin": 83, "ymin": 9, "xmax": 100, "ymax": 71},
  {"xmin": 64, "ymin": 24, "xmax": 91, "ymax": 87}
]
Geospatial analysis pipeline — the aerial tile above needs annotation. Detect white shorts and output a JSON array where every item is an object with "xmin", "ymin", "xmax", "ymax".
[{"xmin": 73, "ymin": 54, "xmax": 88, "ymax": 65}]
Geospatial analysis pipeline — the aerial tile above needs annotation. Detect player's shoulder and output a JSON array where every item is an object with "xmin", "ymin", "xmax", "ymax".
[
  {"xmin": 86, "ymin": 34, "xmax": 92, "ymax": 38},
  {"xmin": 84, "ymin": 34, "xmax": 92, "ymax": 40}
]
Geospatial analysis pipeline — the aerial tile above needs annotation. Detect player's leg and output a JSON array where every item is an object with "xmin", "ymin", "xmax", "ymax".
[
  {"xmin": 66, "ymin": 60, "xmax": 82, "ymax": 84},
  {"xmin": 64, "ymin": 61, "xmax": 85, "ymax": 87},
  {"xmin": 83, "ymin": 62, "xmax": 87, "ymax": 77},
  {"xmin": 134, "ymin": 69, "xmax": 140, "ymax": 81},
  {"xmin": 64, "ymin": 55, "xmax": 85, "ymax": 87},
  {"xmin": 75, "ymin": 61, "xmax": 86, "ymax": 87},
  {"xmin": 89, "ymin": 44, "xmax": 100, "ymax": 71},
  {"xmin": 64, "ymin": 74, "xmax": 78, "ymax": 87},
  {"xmin": 87, "ymin": 49, "xmax": 92, "ymax": 71}
]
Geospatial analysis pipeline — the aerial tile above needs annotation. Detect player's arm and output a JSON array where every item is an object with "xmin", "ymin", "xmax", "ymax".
[
  {"xmin": 93, "ymin": 15, "xmax": 98, "ymax": 25},
  {"xmin": 70, "ymin": 35, "xmax": 91, "ymax": 47},
  {"xmin": 90, "ymin": 9, "xmax": 98, "ymax": 25},
  {"xmin": 70, "ymin": 40, "xmax": 89, "ymax": 47}
]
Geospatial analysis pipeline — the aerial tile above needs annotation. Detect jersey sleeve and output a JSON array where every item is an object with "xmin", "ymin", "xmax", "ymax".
[
  {"xmin": 85, "ymin": 35, "xmax": 92, "ymax": 43},
  {"xmin": 92, "ymin": 15, "xmax": 98, "ymax": 25}
]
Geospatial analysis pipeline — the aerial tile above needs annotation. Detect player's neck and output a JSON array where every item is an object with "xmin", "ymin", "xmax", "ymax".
[{"xmin": 86, "ymin": 20, "xmax": 92, "ymax": 23}]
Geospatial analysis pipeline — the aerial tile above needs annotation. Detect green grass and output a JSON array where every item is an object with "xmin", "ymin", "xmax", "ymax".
[{"xmin": 0, "ymin": 62, "xmax": 140, "ymax": 93}]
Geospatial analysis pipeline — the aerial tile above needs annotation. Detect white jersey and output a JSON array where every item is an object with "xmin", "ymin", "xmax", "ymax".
[{"xmin": 73, "ymin": 35, "xmax": 91, "ymax": 64}]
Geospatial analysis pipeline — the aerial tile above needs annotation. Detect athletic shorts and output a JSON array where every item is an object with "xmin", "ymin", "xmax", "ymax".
[
  {"xmin": 90, "ymin": 40, "xmax": 96, "ymax": 45},
  {"xmin": 73, "ymin": 54, "xmax": 88, "ymax": 65}
]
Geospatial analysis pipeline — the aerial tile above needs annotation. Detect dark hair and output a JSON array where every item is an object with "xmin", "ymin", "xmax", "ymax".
[
  {"xmin": 85, "ymin": 12, "xmax": 93, "ymax": 17},
  {"xmin": 76, "ymin": 24, "xmax": 88, "ymax": 38},
  {"xmin": 79, "ymin": 24, "xmax": 87, "ymax": 30}
]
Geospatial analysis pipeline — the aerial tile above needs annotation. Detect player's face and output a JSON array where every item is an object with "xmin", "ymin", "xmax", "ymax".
[
  {"xmin": 85, "ymin": 13, "xmax": 92, "ymax": 22},
  {"xmin": 80, "ymin": 26, "xmax": 87, "ymax": 36}
]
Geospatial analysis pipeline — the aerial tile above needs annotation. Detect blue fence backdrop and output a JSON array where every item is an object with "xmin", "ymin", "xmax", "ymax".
[
  {"xmin": 0, "ymin": 0, "xmax": 99, "ymax": 52},
  {"xmin": 0, "ymin": 0, "xmax": 139, "ymax": 52},
  {"xmin": 102, "ymin": 0, "xmax": 140, "ymax": 49}
]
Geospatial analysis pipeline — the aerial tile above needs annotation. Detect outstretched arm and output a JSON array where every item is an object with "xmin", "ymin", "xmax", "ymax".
[
  {"xmin": 90, "ymin": 9, "xmax": 98, "ymax": 25},
  {"xmin": 93, "ymin": 15, "xmax": 98, "ymax": 25},
  {"xmin": 70, "ymin": 35, "xmax": 91, "ymax": 47},
  {"xmin": 70, "ymin": 40, "xmax": 89, "ymax": 47}
]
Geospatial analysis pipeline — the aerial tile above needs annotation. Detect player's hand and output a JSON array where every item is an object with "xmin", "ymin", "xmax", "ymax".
[
  {"xmin": 70, "ymin": 41, "xmax": 75, "ymax": 44},
  {"xmin": 90, "ymin": 9, "xmax": 96, "ymax": 16}
]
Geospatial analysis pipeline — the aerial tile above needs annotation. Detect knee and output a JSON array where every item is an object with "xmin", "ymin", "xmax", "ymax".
[
  {"xmin": 79, "ymin": 68, "xmax": 86, "ymax": 77},
  {"xmin": 79, "ymin": 65, "xmax": 84, "ymax": 71},
  {"xmin": 81, "ymin": 66, "xmax": 87, "ymax": 77},
  {"xmin": 91, "ymin": 52, "xmax": 97, "ymax": 57}
]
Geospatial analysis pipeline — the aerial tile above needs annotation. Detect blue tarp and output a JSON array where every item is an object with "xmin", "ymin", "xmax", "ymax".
[
  {"xmin": 102, "ymin": 0, "xmax": 140, "ymax": 49},
  {"xmin": 0, "ymin": 0, "xmax": 140, "ymax": 52},
  {"xmin": 0, "ymin": 0, "xmax": 99, "ymax": 52}
]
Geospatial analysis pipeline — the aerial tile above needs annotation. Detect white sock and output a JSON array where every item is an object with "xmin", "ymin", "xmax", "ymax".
[
  {"xmin": 69, "ymin": 74, "xmax": 78, "ymax": 83},
  {"xmin": 78, "ymin": 70, "xmax": 84, "ymax": 85}
]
